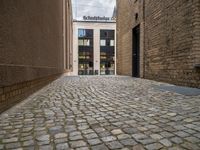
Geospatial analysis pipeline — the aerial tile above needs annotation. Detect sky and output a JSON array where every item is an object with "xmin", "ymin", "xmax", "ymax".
[{"xmin": 72, "ymin": 0, "xmax": 116, "ymax": 20}]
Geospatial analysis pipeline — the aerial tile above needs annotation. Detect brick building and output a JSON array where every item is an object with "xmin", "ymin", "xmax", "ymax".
[
  {"xmin": 0, "ymin": 0, "xmax": 73, "ymax": 112},
  {"xmin": 117, "ymin": 0, "xmax": 200, "ymax": 88}
]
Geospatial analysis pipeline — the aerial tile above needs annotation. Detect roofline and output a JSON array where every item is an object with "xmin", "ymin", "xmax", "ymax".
[{"xmin": 73, "ymin": 20, "xmax": 116, "ymax": 24}]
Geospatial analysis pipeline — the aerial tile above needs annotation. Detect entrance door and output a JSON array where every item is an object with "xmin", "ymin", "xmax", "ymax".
[{"xmin": 132, "ymin": 25, "xmax": 140, "ymax": 77}]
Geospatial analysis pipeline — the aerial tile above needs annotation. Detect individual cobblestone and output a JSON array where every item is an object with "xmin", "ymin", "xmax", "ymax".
[
  {"xmin": 145, "ymin": 143, "xmax": 163, "ymax": 150},
  {"xmin": 159, "ymin": 139, "xmax": 172, "ymax": 147},
  {"xmin": 0, "ymin": 76, "xmax": 200, "ymax": 149},
  {"xmin": 117, "ymin": 134, "xmax": 132, "ymax": 140},
  {"xmin": 91, "ymin": 144, "xmax": 109, "ymax": 150},
  {"xmin": 56, "ymin": 143, "xmax": 69, "ymax": 150},
  {"xmin": 106, "ymin": 141, "xmax": 124, "ymax": 149},
  {"xmin": 150, "ymin": 134, "xmax": 163, "ymax": 140},
  {"xmin": 54, "ymin": 133, "xmax": 68, "ymax": 139},
  {"xmin": 88, "ymin": 138, "xmax": 102, "ymax": 145},
  {"xmin": 70, "ymin": 140, "xmax": 87, "ymax": 148},
  {"xmin": 23, "ymin": 140, "xmax": 34, "ymax": 146},
  {"xmin": 111, "ymin": 129, "xmax": 123, "ymax": 135},
  {"xmin": 120, "ymin": 138, "xmax": 137, "ymax": 146},
  {"xmin": 170, "ymin": 136, "xmax": 184, "ymax": 144}
]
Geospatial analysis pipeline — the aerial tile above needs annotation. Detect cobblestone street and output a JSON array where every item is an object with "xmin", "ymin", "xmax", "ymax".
[{"xmin": 0, "ymin": 76, "xmax": 200, "ymax": 150}]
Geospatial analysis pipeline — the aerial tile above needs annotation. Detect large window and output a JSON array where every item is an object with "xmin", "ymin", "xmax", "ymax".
[
  {"xmin": 78, "ymin": 29, "xmax": 94, "ymax": 75},
  {"xmin": 100, "ymin": 30, "xmax": 115, "ymax": 75}
]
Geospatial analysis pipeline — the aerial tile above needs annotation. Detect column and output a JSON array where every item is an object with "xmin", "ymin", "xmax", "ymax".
[{"xmin": 93, "ymin": 28, "xmax": 100, "ymax": 75}]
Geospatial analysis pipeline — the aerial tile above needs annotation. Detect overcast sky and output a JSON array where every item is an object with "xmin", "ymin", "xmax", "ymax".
[{"xmin": 72, "ymin": 0, "xmax": 116, "ymax": 20}]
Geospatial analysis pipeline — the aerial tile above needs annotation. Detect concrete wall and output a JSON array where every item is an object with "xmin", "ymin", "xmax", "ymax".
[
  {"xmin": 117, "ymin": 0, "xmax": 200, "ymax": 88},
  {"xmin": 0, "ymin": 0, "xmax": 73, "ymax": 112},
  {"xmin": 73, "ymin": 21, "xmax": 116, "ymax": 75}
]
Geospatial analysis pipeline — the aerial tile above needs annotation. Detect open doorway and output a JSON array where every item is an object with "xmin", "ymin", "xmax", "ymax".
[{"xmin": 132, "ymin": 25, "xmax": 140, "ymax": 77}]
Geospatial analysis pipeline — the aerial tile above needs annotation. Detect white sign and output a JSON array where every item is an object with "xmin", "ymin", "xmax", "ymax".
[{"xmin": 83, "ymin": 16, "xmax": 116, "ymax": 22}]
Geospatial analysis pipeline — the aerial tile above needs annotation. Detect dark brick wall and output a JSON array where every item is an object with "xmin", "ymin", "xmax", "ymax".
[{"xmin": 117, "ymin": 0, "xmax": 200, "ymax": 88}]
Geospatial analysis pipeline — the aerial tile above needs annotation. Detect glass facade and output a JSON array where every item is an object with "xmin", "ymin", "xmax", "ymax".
[
  {"xmin": 78, "ymin": 29, "xmax": 94, "ymax": 75},
  {"xmin": 100, "ymin": 30, "xmax": 115, "ymax": 75},
  {"xmin": 77, "ymin": 28, "xmax": 115, "ymax": 76}
]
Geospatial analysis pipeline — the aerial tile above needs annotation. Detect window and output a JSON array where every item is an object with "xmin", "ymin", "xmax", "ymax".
[
  {"xmin": 78, "ymin": 39, "xmax": 84, "ymax": 46},
  {"xmin": 78, "ymin": 29, "xmax": 86, "ymax": 37},
  {"xmin": 78, "ymin": 39, "xmax": 90, "ymax": 46},
  {"xmin": 84, "ymin": 39, "xmax": 90, "ymax": 46},
  {"xmin": 106, "ymin": 40, "xmax": 110, "ymax": 46},
  {"xmin": 110, "ymin": 40, "xmax": 115, "ymax": 46},
  {"xmin": 78, "ymin": 29, "xmax": 94, "ymax": 75},
  {"xmin": 100, "ymin": 30, "xmax": 115, "ymax": 38},
  {"xmin": 104, "ymin": 31, "xmax": 108, "ymax": 37},
  {"xmin": 78, "ymin": 29, "xmax": 93, "ymax": 38},
  {"xmin": 100, "ymin": 40, "xmax": 106, "ymax": 46},
  {"xmin": 89, "ymin": 62, "xmax": 93, "ymax": 67}
]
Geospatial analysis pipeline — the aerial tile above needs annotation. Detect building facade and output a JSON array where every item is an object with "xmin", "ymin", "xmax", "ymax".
[
  {"xmin": 0, "ymin": 0, "xmax": 73, "ymax": 112},
  {"xmin": 117, "ymin": 0, "xmax": 200, "ymax": 88},
  {"xmin": 73, "ymin": 21, "xmax": 116, "ymax": 75}
]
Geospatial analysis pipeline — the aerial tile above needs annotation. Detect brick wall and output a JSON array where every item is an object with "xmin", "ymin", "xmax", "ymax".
[
  {"xmin": 117, "ymin": 0, "xmax": 144, "ymax": 77},
  {"xmin": 144, "ymin": 0, "xmax": 200, "ymax": 88},
  {"xmin": 0, "ymin": 74, "xmax": 60, "ymax": 113},
  {"xmin": 117, "ymin": 0, "xmax": 200, "ymax": 88},
  {"xmin": 0, "ymin": 0, "xmax": 73, "ymax": 112}
]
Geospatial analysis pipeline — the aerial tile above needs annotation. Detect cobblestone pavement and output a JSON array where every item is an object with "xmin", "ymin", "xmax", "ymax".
[{"xmin": 0, "ymin": 76, "xmax": 200, "ymax": 150}]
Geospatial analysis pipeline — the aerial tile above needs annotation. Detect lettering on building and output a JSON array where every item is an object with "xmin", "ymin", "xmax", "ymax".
[{"xmin": 83, "ymin": 16, "xmax": 116, "ymax": 22}]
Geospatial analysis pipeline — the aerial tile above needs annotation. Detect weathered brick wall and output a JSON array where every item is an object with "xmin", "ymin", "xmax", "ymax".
[
  {"xmin": 144, "ymin": 0, "xmax": 200, "ymax": 88},
  {"xmin": 117, "ymin": 0, "xmax": 200, "ymax": 88},
  {"xmin": 0, "ymin": 74, "xmax": 60, "ymax": 113},
  {"xmin": 116, "ymin": 0, "xmax": 144, "ymax": 77},
  {"xmin": 116, "ymin": 0, "xmax": 134, "ymax": 76}
]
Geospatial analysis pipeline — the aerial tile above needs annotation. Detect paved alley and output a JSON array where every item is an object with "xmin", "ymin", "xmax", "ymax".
[{"xmin": 0, "ymin": 76, "xmax": 200, "ymax": 150}]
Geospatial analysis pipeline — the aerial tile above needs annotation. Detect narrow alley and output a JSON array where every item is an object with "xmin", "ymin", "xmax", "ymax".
[
  {"xmin": 1, "ymin": 0, "xmax": 200, "ymax": 149},
  {"xmin": 1, "ymin": 76, "xmax": 200, "ymax": 150}
]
